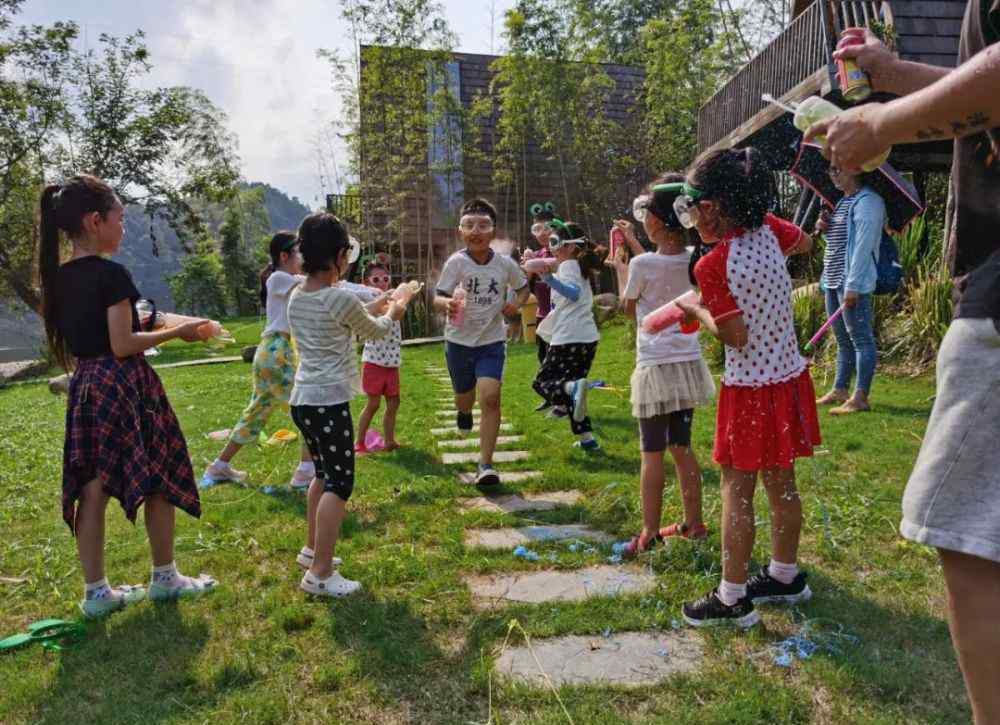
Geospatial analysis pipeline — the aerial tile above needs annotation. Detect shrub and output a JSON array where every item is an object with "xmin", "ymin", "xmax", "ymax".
[{"xmin": 884, "ymin": 262, "xmax": 953, "ymax": 366}]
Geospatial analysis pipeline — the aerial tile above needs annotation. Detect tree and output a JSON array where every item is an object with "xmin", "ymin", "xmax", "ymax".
[
  {"xmin": 219, "ymin": 187, "xmax": 269, "ymax": 315},
  {"xmin": 0, "ymin": 7, "xmax": 239, "ymax": 312},
  {"xmin": 168, "ymin": 237, "xmax": 228, "ymax": 318}
]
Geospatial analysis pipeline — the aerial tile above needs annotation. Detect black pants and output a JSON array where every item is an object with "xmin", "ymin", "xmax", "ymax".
[
  {"xmin": 291, "ymin": 403, "xmax": 355, "ymax": 501},
  {"xmin": 532, "ymin": 342, "xmax": 597, "ymax": 435},
  {"xmin": 535, "ymin": 334, "xmax": 549, "ymax": 365}
]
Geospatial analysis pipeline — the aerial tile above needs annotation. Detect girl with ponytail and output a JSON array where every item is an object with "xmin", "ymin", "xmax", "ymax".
[
  {"xmin": 204, "ymin": 231, "xmax": 318, "ymax": 491},
  {"xmin": 38, "ymin": 174, "xmax": 215, "ymax": 619},
  {"xmin": 671, "ymin": 148, "xmax": 820, "ymax": 628}
]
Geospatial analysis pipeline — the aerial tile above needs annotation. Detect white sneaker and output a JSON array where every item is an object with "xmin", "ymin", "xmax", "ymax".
[
  {"xmin": 288, "ymin": 468, "xmax": 313, "ymax": 491},
  {"xmin": 295, "ymin": 547, "xmax": 342, "ymax": 570},
  {"xmin": 570, "ymin": 378, "xmax": 589, "ymax": 423},
  {"xmin": 300, "ymin": 571, "xmax": 361, "ymax": 598},
  {"xmin": 201, "ymin": 461, "xmax": 247, "ymax": 487}
]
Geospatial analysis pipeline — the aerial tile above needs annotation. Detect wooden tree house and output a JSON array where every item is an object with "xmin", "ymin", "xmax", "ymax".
[{"xmin": 697, "ymin": 0, "xmax": 965, "ymax": 202}]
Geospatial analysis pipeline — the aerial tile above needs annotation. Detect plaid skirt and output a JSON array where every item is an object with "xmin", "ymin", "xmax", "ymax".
[{"xmin": 63, "ymin": 354, "xmax": 200, "ymax": 533}]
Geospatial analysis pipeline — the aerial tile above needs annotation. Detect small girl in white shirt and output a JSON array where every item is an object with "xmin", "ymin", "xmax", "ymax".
[{"xmin": 530, "ymin": 220, "xmax": 602, "ymax": 450}]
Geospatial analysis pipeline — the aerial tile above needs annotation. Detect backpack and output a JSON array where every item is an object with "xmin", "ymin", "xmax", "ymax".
[{"xmin": 873, "ymin": 231, "xmax": 903, "ymax": 295}]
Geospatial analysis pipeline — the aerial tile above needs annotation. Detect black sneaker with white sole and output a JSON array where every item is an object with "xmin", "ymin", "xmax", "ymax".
[
  {"xmin": 456, "ymin": 411, "xmax": 474, "ymax": 433},
  {"xmin": 682, "ymin": 589, "xmax": 760, "ymax": 628},
  {"xmin": 746, "ymin": 567, "xmax": 812, "ymax": 605},
  {"xmin": 474, "ymin": 464, "xmax": 500, "ymax": 487},
  {"xmin": 534, "ymin": 400, "xmax": 553, "ymax": 413}
]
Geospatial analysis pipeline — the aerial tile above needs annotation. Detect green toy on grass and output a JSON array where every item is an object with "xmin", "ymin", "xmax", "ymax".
[{"xmin": 0, "ymin": 619, "xmax": 86, "ymax": 654}]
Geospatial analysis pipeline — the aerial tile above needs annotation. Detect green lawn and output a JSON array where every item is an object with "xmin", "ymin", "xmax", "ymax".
[{"xmin": 0, "ymin": 321, "xmax": 966, "ymax": 724}]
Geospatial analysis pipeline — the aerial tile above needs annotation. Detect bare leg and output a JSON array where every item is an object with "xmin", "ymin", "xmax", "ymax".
[
  {"xmin": 721, "ymin": 466, "xmax": 758, "ymax": 585},
  {"xmin": 939, "ymin": 549, "xmax": 1000, "ymax": 724},
  {"xmin": 669, "ymin": 445, "xmax": 704, "ymax": 529},
  {"xmin": 217, "ymin": 440, "xmax": 243, "ymax": 464},
  {"xmin": 355, "ymin": 395, "xmax": 381, "ymax": 447},
  {"xmin": 760, "ymin": 467, "xmax": 802, "ymax": 565},
  {"xmin": 299, "ymin": 440, "xmax": 312, "ymax": 464},
  {"xmin": 306, "ymin": 476, "xmax": 323, "ymax": 550},
  {"xmin": 309, "ymin": 492, "xmax": 348, "ymax": 579},
  {"xmin": 639, "ymin": 451, "xmax": 665, "ymax": 539},
  {"xmin": 477, "ymin": 378, "xmax": 502, "ymax": 466},
  {"xmin": 75, "ymin": 478, "xmax": 110, "ymax": 583},
  {"xmin": 383, "ymin": 396, "xmax": 400, "ymax": 446},
  {"xmin": 455, "ymin": 388, "xmax": 476, "ymax": 415},
  {"xmin": 143, "ymin": 493, "xmax": 176, "ymax": 567}
]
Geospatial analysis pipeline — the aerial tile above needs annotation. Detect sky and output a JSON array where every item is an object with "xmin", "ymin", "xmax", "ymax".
[{"xmin": 15, "ymin": 0, "xmax": 518, "ymax": 208}]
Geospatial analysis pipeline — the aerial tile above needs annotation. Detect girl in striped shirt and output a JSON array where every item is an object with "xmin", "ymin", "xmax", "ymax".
[{"xmin": 287, "ymin": 213, "xmax": 410, "ymax": 598}]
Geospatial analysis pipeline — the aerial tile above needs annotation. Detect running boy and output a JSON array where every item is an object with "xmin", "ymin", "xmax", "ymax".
[{"xmin": 434, "ymin": 198, "xmax": 529, "ymax": 487}]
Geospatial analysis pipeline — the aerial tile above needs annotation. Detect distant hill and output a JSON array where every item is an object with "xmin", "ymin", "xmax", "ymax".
[{"xmin": 0, "ymin": 183, "xmax": 313, "ymax": 362}]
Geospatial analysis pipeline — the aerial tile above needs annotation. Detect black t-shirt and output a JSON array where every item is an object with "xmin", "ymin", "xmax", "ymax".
[
  {"xmin": 952, "ymin": 0, "xmax": 1000, "ymax": 319},
  {"xmin": 53, "ymin": 256, "xmax": 140, "ymax": 359}
]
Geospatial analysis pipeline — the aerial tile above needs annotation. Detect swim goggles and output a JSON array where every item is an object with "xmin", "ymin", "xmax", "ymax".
[
  {"xmin": 632, "ymin": 182, "xmax": 685, "ymax": 223},
  {"xmin": 546, "ymin": 219, "xmax": 585, "ymax": 251},
  {"xmin": 348, "ymin": 235, "xmax": 361, "ymax": 264},
  {"xmin": 672, "ymin": 183, "xmax": 706, "ymax": 229}
]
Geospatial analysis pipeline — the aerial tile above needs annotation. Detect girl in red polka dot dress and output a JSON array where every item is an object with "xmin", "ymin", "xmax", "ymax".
[{"xmin": 673, "ymin": 148, "xmax": 821, "ymax": 628}]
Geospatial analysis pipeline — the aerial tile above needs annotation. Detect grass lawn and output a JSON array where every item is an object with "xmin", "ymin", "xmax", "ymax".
[{"xmin": 0, "ymin": 320, "xmax": 966, "ymax": 724}]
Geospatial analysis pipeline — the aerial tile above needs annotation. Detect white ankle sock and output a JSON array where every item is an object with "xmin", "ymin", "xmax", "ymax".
[
  {"xmin": 718, "ymin": 579, "xmax": 747, "ymax": 606},
  {"xmin": 152, "ymin": 561, "xmax": 180, "ymax": 588},
  {"xmin": 85, "ymin": 577, "xmax": 111, "ymax": 600},
  {"xmin": 301, "ymin": 546, "xmax": 315, "ymax": 558},
  {"xmin": 768, "ymin": 559, "xmax": 799, "ymax": 585},
  {"xmin": 580, "ymin": 432, "xmax": 595, "ymax": 443},
  {"xmin": 212, "ymin": 458, "xmax": 229, "ymax": 469},
  {"xmin": 297, "ymin": 461, "xmax": 315, "ymax": 474}
]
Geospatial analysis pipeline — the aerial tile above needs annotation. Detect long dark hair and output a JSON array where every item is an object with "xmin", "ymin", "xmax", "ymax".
[
  {"xmin": 38, "ymin": 174, "xmax": 118, "ymax": 370},
  {"xmin": 260, "ymin": 231, "xmax": 297, "ymax": 306},
  {"xmin": 554, "ymin": 220, "xmax": 603, "ymax": 280},
  {"xmin": 297, "ymin": 212, "xmax": 349, "ymax": 274},
  {"xmin": 643, "ymin": 171, "xmax": 686, "ymax": 229},
  {"xmin": 686, "ymin": 147, "xmax": 776, "ymax": 230}
]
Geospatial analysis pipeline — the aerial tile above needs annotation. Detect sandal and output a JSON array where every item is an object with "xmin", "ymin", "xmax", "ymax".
[
  {"xmin": 79, "ymin": 584, "xmax": 146, "ymax": 619},
  {"xmin": 659, "ymin": 522, "xmax": 709, "ymax": 540},
  {"xmin": 0, "ymin": 619, "xmax": 86, "ymax": 653},
  {"xmin": 148, "ymin": 574, "xmax": 217, "ymax": 601},
  {"xmin": 621, "ymin": 531, "xmax": 664, "ymax": 559}
]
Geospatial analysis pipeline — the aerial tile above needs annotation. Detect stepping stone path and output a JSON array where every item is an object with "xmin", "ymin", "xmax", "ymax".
[
  {"xmin": 459, "ymin": 490, "xmax": 581, "ymax": 513},
  {"xmin": 466, "ymin": 566, "xmax": 656, "ymax": 606},
  {"xmin": 439, "ymin": 435, "xmax": 524, "ymax": 449},
  {"xmin": 465, "ymin": 524, "xmax": 612, "ymax": 549},
  {"xmin": 495, "ymin": 630, "xmax": 704, "ymax": 687},
  {"xmin": 431, "ymin": 423, "xmax": 514, "ymax": 436},
  {"xmin": 414, "ymin": 363, "xmax": 701, "ymax": 687},
  {"xmin": 457, "ymin": 470, "xmax": 542, "ymax": 485},
  {"xmin": 442, "ymin": 450, "xmax": 529, "ymax": 465}
]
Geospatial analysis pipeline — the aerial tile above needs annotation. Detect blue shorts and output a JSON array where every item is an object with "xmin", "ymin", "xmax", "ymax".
[{"xmin": 445, "ymin": 340, "xmax": 506, "ymax": 394}]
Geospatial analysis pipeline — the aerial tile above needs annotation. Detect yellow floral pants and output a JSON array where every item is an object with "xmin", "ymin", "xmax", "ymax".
[{"xmin": 229, "ymin": 333, "xmax": 295, "ymax": 445}]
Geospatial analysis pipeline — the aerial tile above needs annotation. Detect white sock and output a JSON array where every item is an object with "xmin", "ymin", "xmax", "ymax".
[
  {"xmin": 579, "ymin": 432, "xmax": 595, "ymax": 443},
  {"xmin": 768, "ymin": 559, "xmax": 799, "ymax": 585},
  {"xmin": 296, "ymin": 461, "xmax": 315, "ymax": 474},
  {"xmin": 718, "ymin": 579, "xmax": 747, "ymax": 606},
  {"xmin": 152, "ymin": 561, "xmax": 180, "ymax": 589},
  {"xmin": 301, "ymin": 546, "xmax": 315, "ymax": 558},
  {"xmin": 85, "ymin": 577, "xmax": 111, "ymax": 600},
  {"xmin": 212, "ymin": 458, "xmax": 228, "ymax": 469}
]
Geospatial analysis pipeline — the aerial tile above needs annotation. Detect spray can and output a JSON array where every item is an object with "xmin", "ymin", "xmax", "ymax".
[{"xmin": 836, "ymin": 28, "xmax": 872, "ymax": 103}]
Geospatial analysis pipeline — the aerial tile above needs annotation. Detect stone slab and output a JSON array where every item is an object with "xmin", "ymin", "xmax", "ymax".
[
  {"xmin": 431, "ymin": 423, "xmax": 513, "ymax": 436},
  {"xmin": 438, "ymin": 435, "xmax": 524, "ymax": 449},
  {"xmin": 495, "ymin": 631, "xmax": 704, "ymax": 686},
  {"xmin": 443, "ymin": 450, "xmax": 528, "ymax": 465},
  {"xmin": 436, "ymin": 410, "xmax": 483, "ymax": 418},
  {"xmin": 460, "ymin": 490, "xmax": 582, "ymax": 513},
  {"xmin": 458, "ymin": 470, "xmax": 542, "ymax": 485},
  {"xmin": 464, "ymin": 524, "xmax": 611, "ymax": 549},
  {"xmin": 467, "ymin": 565, "xmax": 657, "ymax": 605}
]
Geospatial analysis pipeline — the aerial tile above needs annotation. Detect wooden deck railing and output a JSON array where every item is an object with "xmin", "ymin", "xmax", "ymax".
[{"xmin": 697, "ymin": 0, "xmax": 892, "ymax": 152}]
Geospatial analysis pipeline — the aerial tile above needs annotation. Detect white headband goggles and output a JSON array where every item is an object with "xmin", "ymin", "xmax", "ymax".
[
  {"xmin": 348, "ymin": 236, "xmax": 361, "ymax": 264},
  {"xmin": 549, "ymin": 235, "xmax": 585, "ymax": 251},
  {"xmin": 672, "ymin": 184, "xmax": 705, "ymax": 230}
]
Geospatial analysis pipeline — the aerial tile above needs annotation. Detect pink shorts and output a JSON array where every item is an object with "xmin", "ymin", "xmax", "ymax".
[{"xmin": 362, "ymin": 362, "xmax": 400, "ymax": 397}]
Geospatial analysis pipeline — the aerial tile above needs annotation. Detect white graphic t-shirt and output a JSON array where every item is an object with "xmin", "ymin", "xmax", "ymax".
[{"xmin": 436, "ymin": 249, "xmax": 528, "ymax": 347}]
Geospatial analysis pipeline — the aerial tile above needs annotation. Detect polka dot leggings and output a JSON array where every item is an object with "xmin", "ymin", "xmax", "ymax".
[
  {"xmin": 532, "ymin": 342, "xmax": 597, "ymax": 435},
  {"xmin": 290, "ymin": 403, "xmax": 355, "ymax": 501}
]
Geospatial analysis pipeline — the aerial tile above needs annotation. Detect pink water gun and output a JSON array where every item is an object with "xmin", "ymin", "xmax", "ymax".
[{"xmin": 803, "ymin": 304, "xmax": 845, "ymax": 352}]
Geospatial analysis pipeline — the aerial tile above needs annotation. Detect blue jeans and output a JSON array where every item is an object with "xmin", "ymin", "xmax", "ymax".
[{"xmin": 824, "ymin": 287, "xmax": 877, "ymax": 395}]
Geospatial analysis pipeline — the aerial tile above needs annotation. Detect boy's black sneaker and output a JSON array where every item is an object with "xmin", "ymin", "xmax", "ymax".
[
  {"xmin": 534, "ymin": 401, "xmax": 552, "ymax": 413},
  {"xmin": 474, "ymin": 464, "xmax": 500, "ymax": 487},
  {"xmin": 746, "ymin": 567, "xmax": 812, "ymax": 605},
  {"xmin": 681, "ymin": 589, "xmax": 760, "ymax": 629},
  {"xmin": 456, "ymin": 411, "xmax": 474, "ymax": 433}
]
